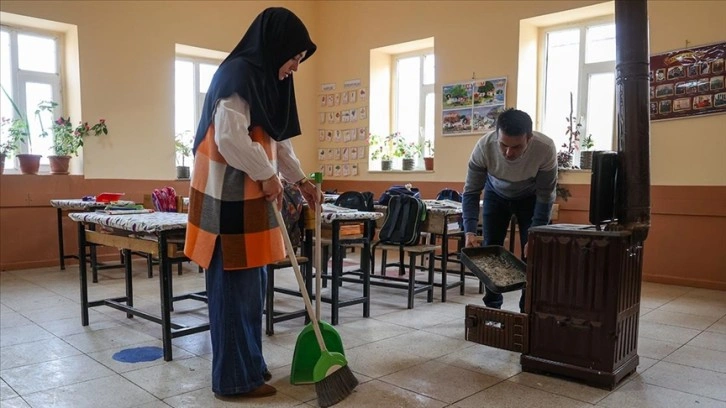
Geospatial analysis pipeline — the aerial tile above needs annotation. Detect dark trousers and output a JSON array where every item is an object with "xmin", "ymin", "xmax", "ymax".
[{"xmin": 481, "ymin": 187, "xmax": 535, "ymax": 312}]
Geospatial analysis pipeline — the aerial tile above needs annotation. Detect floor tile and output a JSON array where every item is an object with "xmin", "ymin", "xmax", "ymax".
[
  {"xmin": 380, "ymin": 360, "xmax": 498, "ymax": 403},
  {"xmin": 637, "ymin": 336, "xmax": 681, "ymax": 359},
  {"xmin": 0, "ymin": 311, "xmax": 33, "ymax": 330},
  {"xmin": 437, "ymin": 343, "xmax": 522, "ymax": 380},
  {"xmin": 638, "ymin": 321, "xmax": 701, "ymax": 345},
  {"xmin": 375, "ymin": 308, "xmax": 460, "ymax": 330},
  {"xmin": 452, "ymin": 380, "xmax": 592, "ymax": 408},
  {"xmin": 508, "ymin": 371, "xmax": 610, "ymax": 404},
  {"xmin": 366, "ymin": 329, "xmax": 473, "ymax": 359},
  {"xmin": 640, "ymin": 361, "xmax": 726, "ymax": 401},
  {"xmin": 597, "ymin": 377, "xmax": 726, "ymax": 407},
  {"xmin": 122, "ymin": 357, "xmax": 212, "ymax": 399},
  {"xmin": 0, "ymin": 354, "xmax": 114, "ymax": 395},
  {"xmin": 0, "ymin": 337, "xmax": 82, "ymax": 370},
  {"xmin": 687, "ymin": 331, "xmax": 726, "ymax": 352},
  {"xmin": 658, "ymin": 298, "xmax": 726, "ymax": 318},
  {"xmin": 0, "ymin": 323, "xmax": 54, "ymax": 348},
  {"xmin": 39, "ymin": 315, "xmax": 122, "ymax": 338},
  {"xmin": 641, "ymin": 309, "xmax": 720, "ymax": 331},
  {"xmin": 664, "ymin": 345, "xmax": 726, "ymax": 373},
  {"xmin": 86, "ymin": 341, "xmax": 194, "ymax": 373},
  {"xmin": 0, "ymin": 397, "xmax": 31, "ymax": 408},
  {"xmin": 22, "ymin": 375, "xmax": 157, "ymax": 408},
  {"xmin": 344, "ymin": 341, "xmax": 428, "ymax": 378},
  {"xmin": 322, "ymin": 379, "xmax": 446, "ymax": 408},
  {"xmin": 163, "ymin": 386, "xmax": 301, "ymax": 407},
  {"xmin": 0, "ymin": 379, "xmax": 17, "ymax": 400},
  {"xmin": 62, "ymin": 325, "xmax": 159, "ymax": 353}
]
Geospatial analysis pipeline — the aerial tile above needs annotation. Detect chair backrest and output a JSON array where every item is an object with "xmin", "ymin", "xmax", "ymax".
[
  {"xmin": 436, "ymin": 188, "xmax": 462, "ymax": 202},
  {"xmin": 281, "ymin": 182, "xmax": 304, "ymax": 250},
  {"xmin": 151, "ymin": 187, "xmax": 177, "ymax": 212},
  {"xmin": 335, "ymin": 191, "xmax": 374, "ymax": 212},
  {"xmin": 378, "ymin": 195, "xmax": 427, "ymax": 245}
]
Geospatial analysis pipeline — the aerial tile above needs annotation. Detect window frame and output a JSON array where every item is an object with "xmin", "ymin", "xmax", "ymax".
[
  {"xmin": 1, "ymin": 24, "xmax": 63, "ymax": 173},
  {"xmin": 391, "ymin": 48, "xmax": 435, "ymax": 166},
  {"xmin": 537, "ymin": 16, "xmax": 616, "ymax": 160}
]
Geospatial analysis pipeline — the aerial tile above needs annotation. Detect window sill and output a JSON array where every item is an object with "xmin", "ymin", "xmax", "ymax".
[{"xmin": 368, "ymin": 170, "xmax": 434, "ymax": 174}]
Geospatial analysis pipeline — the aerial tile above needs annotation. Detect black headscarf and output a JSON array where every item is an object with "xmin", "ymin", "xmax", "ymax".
[{"xmin": 193, "ymin": 7, "xmax": 317, "ymax": 153}]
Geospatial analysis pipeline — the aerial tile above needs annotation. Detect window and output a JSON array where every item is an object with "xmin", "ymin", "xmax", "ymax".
[
  {"xmin": 392, "ymin": 49, "xmax": 435, "ymax": 167},
  {"xmin": 174, "ymin": 56, "xmax": 219, "ymax": 171},
  {"xmin": 1, "ymin": 25, "xmax": 62, "ymax": 170},
  {"xmin": 539, "ymin": 19, "xmax": 615, "ymax": 159}
]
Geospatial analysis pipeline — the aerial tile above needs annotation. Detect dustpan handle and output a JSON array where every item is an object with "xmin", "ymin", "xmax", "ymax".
[
  {"xmin": 314, "ymin": 179, "xmax": 322, "ymax": 321},
  {"xmin": 273, "ymin": 207, "xmax": 328, "ymax": 353}
]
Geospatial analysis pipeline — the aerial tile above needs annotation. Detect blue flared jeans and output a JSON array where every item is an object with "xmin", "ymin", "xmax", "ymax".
[
  {"xmin": 481, "ymin": 186, "xmax": 535, "ymax": 312},
  {"xmin": 206, "ymin": 240, "xmax": 268, "ymax": 395}
]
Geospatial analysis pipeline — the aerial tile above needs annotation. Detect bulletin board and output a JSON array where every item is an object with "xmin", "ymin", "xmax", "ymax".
[
  {"xmin": 316, "ymin": 79, "xmax": 369, "ymax": 178},
  {"xmin": 649, "ymin": 41, "xmax": 725, "ymax": 121}
]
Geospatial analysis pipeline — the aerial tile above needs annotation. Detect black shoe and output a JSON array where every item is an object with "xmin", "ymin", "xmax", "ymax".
[{"xmin": 263, "ymin": 370, "xmax": 272, "ymax": 382}]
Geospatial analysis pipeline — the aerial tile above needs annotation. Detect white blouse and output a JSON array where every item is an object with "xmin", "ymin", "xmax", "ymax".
[{"xmin": 213, "ymin": 93, "xmax": 306, "ymax": 183}]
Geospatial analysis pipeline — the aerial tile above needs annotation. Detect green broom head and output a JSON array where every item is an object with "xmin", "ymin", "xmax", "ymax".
[{"xmin": 314, "ymin": 352, "xmax": 358, "ymax": 408}]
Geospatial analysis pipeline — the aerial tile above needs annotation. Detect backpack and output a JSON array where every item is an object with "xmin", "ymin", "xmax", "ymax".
[
  {"xmin": 335, "ymin": 191, "xmax": 371, "ymax": 211},
  {"xmin": 378, "ymin": 195, "xmax": 427, "ymax": 245},
  {"xmin": 377, "ymin": 185, "xmax": 421, "ymax": 206},
  {"xmin": 436, "ymin": 188, "xmax": 462, "ymax": 202},
  {"xmin": 280, "ymin": 182, "xmax": 303, "ymax": 250}
]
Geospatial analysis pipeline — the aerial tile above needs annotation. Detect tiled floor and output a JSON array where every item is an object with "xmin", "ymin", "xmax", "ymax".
[{"xmin": 1, "ymin": 257, "xmax": 725, "ymax": 408}]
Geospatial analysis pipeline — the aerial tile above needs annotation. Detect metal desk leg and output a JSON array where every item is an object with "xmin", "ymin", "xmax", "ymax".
[
  {"xmin": 158, "ymin": 232, "xmax": 174, "ymax": 361},
  {"xmin": 124, "ymin": 249, "xmax": 134, "ymax": 319},
  {"xmin": 362, "ymin": 221, "xmax": 371, "ymax": 318},
  {"xmin": 78, "ymin": 222, "xmax": 89, "ymax": 326},
  {"xmin": 58, "ymin": 208, "xmax": 66, "ymax": 270},
  {"xmin": 331, "ymin": 221, "xmax": 341, "ymax": 326},
  {"xmin": 440, "ymin": 230, "xmax": 449, "ymax": 303},
  {"xmin": 89, "ymin": 224, "xmax": 99, "ymax": 283}
]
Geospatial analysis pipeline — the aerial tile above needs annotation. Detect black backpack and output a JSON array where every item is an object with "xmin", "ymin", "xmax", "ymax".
[
  {"xmin": 335, "ymin": 191, "xmax": 373, "ymax": 212},
  {"xmin": 378, "ymin": 195, "xmax": 427, "ymax": 245},
  {"xmin": 377, "ymin": 185, "xmax": 421, "ymax": 205},
  {"xmin": 436, "ymin": 188, "xmax": 462, "ymax": 202}
]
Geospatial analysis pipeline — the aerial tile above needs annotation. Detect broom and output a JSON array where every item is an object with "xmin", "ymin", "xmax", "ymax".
[{"xmin": 273, "ymin": 204, "xmax": 358, "ymax": 407}]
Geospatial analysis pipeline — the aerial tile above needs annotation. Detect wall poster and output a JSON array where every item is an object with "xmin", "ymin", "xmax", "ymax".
[
  {"xmin": 650, "ymin": 41, "xmax": 725, "ymax": 121},
  {"xmin": 442, "ymin": 77, "xmax": 506, "ymax": 136}
]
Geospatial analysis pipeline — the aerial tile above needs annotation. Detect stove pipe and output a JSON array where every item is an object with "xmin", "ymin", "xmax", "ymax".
[{"xmin": 614, "ymin": 0, "xmax": 651, "ymax": 242}]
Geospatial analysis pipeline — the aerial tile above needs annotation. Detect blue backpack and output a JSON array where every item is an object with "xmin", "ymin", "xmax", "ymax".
[
  {"xmin": 436, "ymin": 188, "xmax": 462, "ymax": 202},
  {"xmin": 378, "ymin": 195, "xmax": 427, "ymax": 245},
  {"xmin": 377, "ymin": 185, "xmax": 420, "ymax": 206}
]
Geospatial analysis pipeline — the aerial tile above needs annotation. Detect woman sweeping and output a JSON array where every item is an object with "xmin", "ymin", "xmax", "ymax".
[{"xmin": 184, "ymin": 7, "xmax": 319, "ymax": 399}]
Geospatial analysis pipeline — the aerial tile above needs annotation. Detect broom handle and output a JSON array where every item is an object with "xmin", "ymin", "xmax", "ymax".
[
  {"xmin": 274, "ymin": 207, "xmax": 328, "ymax": 353},
  {"xmin": 315, "ymin": 182, "xmax": 322, "ymax": 321}
]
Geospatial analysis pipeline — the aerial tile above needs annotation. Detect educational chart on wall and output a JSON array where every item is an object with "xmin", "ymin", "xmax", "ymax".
[
  {"xmin": 441, "ymin": 77, "xmax": 506, "ymax": 136},
  {"xmin": 316, "ymin": 79, "xmax": 369, "ymax": 177},
  {"xmin": 649, "ymin": 41, "xmax": 725, "ymax": 121}
]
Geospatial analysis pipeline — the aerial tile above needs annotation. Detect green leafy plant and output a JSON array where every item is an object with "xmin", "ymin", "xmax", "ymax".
[
  {"xmin": 36, "ymin": 101, "xmax": 108, "ymax": 157},
  {"xmin": 369, "ymin": 133, "xmax": 396, "ymax": 161},
  {"xmin": 175, "ymin": 131, "xmax": 193, "ymax": 166},
  {"xmin": 423, "ymin": 139, "xmax": 434, "ymax": 157},
  {"xmin": 558, "ymin": 92, "xmax": 582, "ymax": 169},
  {"xmin": 0, "ymin": 85, "xmax": 30, "ymax": 156},
  {"xmin": 581, "ymin": 133, "xmax": 595, "ymax": 151},
  {"xmin": 392, "ymin": 134, "xmax": 422, "ymax": 159}
]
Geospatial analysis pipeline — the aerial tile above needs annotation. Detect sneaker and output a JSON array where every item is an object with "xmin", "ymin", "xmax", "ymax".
[{"xmin": 215, "ymin": 384, "xmax": 277, "ymax": 400}]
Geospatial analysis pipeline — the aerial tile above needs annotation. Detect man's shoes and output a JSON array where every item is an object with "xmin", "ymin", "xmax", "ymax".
[
  {"xmin": 264, "ymin": 370, "xmax": 272, "ymax": 381},
  {"xmin": 215, "ymin": 384, "xmax": 277, "ymax": 400}
]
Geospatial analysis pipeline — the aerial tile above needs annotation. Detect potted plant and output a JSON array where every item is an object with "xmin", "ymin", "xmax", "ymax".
[
  {"xmin": 1, "ymin": 86, "xmax": 41, "ymax": 174},
  {"xmin": 558, "ymin": 92, "xmax": 582, "ymax": 170},
  {"xmin": 175, "ymin": 131, "xmax": 192, "ymax": 179},
  {"xmin": 369, "ymin": 133, "xmax": 394, "ymax": 170},
  {"xmin": 36, "ymin": 101, "xmax": 108, "ymax": 175},
  {"xmin": 579, "ymin": 133, "xmax": 595, "ymax": 170},
  {"xmin": 392, "ymin": 134, "xmax": 421, "ymax": 171},
  {"xmin": 423, "ymin": 139, "xmax": 434, "ymax": 171}
]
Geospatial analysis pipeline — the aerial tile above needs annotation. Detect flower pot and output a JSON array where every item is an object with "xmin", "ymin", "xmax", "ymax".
[
  {"xmin": 381, "ymin": 159, "xmax": 392, "ymax": 171},
  {"xmin": 16, "ymin": 154, "xmax": 42, "ymax": 175},
  {"xmin": 580, "ymin": 151, "xmax": 594, "ymax": 170},
  {"xmin": 48, "ymin": 155, "xmax": 72, "ymax": 175},
  {"xmin": 424, "ymin": 156, "xmax": 434, "ymax": 171},
  {"xmin": 176, "ymin": 165, "xmax": 190, "ymax": 179},
  {"xmin": 402, "ymin": 158, "xmax": 415, "ymax": 171}
]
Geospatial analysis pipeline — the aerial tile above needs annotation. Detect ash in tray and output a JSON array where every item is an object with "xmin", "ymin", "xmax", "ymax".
[{"xmin": 472, "ymin": 256, "xmax": 525, "ymax": 287}]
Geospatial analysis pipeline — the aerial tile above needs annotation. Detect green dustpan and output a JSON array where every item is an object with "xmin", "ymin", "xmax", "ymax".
[{"xmin": 290, "ymin": 320, "xmax": 346, "ymax": 384}]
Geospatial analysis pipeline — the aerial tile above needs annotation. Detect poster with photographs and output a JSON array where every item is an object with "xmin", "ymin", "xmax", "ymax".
[
  {"xmin": 442, "ymin": 77, "xmax": 506, "ymax": 136},
  {"xmin": 650, "ymin": 41, "xmax": 725, "ymax": 121}
]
